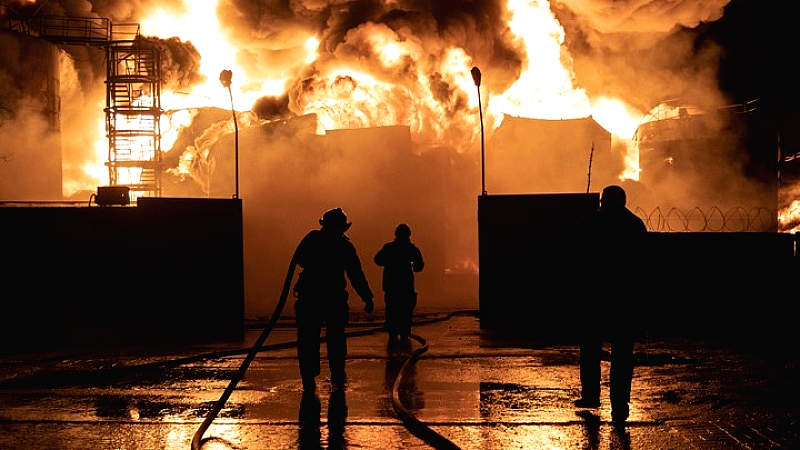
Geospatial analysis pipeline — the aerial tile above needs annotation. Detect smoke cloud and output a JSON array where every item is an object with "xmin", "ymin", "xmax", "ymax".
[
  {"xmin": 3, "ymin": 0, "xmax": 792, "ymax": 316},
  {"xmin": 138, "ymin": 36, "xmax": 205, "ymax": 91},
  {"xmin": 554, "ymin": 0, "xmax": 730, "ymax": 34},
  {"xmin": 217, "ymin": 0, "xmax": 525, "ymax": 119},
  {"xmin": 550, "ymin": 0, "xmax": 732, "ymax": 112}
]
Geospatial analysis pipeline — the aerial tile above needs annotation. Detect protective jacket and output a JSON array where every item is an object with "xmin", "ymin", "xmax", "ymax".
[
  {"xmin": 374, "ymin": 239, "xmax": 424, "ymax": 294},
  {"xmin": 294, "ymin": 229, "xmax": 373, "ymax": 303}
]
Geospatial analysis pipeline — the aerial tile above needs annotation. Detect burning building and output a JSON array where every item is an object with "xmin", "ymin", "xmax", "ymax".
[{"xmin": 2, "ymin": 0, "xmax": 798, "ymax": 336}]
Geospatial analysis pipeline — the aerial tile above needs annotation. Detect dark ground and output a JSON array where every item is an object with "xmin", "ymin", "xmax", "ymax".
[{"xmin": 1, "ymin": 310, "xmax": 799, "ymax": 449}]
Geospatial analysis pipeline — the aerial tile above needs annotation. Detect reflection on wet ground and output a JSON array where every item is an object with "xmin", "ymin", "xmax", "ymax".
[{"xmin": 1, "ymin": 311, "xmax": 799, "ymax": 449}]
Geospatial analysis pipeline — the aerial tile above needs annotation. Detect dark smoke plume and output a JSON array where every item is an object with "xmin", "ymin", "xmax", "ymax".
[
  {"xmin": 218, "ymin": 0, "xmax": 525, "ymax": 112},
  {"xmin": 137, "ymin": 35, "xmax": 205, "ymax": 91}
]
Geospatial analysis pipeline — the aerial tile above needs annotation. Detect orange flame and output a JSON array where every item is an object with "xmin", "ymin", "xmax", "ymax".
[{"xmin": 85, "ymin": 0, "xmax": 648, "ymax": 193}]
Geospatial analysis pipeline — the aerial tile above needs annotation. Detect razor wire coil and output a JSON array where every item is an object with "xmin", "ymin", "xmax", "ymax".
[{"xmin": 634, "ymin": 206, "xmax": 779, "ymax": 232}]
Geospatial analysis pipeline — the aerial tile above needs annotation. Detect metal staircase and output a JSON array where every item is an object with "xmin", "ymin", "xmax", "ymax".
[
  {"xmin": 106, "ymin": 34, "xmax": 162, "ymax": 198},
  {"xmin": 34, "ymin": 17, "xmax": 163, "ymax": 200}
]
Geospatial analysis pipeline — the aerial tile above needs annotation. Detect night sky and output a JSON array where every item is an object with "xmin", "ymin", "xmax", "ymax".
[{"xmin": 676, "ymin": 0, "xmax": 797, "ymax": 153}]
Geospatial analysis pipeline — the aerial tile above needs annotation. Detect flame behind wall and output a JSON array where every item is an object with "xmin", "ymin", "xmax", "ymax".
[
  {"xmin": 2, "ymin": 0, "xmax": 798, "ymax": 314},
  {"xmin": 2, "ymin": 0, "xmax": 745, "ymax": 201}
]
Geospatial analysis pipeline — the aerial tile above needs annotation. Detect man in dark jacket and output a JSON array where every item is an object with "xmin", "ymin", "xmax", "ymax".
[
  {"xmin": 572, "ymin": 185, "xmax": 647, "ymax": 423},
  {"xmin": 293, "ymin": 208, "xmax": 374, "ymax": 391},
  {"xmin": 374, "ymin": 223, "xmax": 424, "ymax": 344}
]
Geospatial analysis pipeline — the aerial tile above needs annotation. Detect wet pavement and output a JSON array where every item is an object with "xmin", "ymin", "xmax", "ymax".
[{"xmin": 1, "ymin": 309, "xmax": 799, "ymax": 449}]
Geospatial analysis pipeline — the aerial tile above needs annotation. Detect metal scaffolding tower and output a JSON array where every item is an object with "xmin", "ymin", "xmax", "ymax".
[
  {"xmin": 34, "ymin": 16, "xmax": 163, "ymax": 200},
  {"xmin": 106, "ymin": 26, "xmax": 162, "ymax": 198}
]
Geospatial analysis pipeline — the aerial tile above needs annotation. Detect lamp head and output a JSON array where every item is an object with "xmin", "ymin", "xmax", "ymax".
[
  {"xmin": 471, "ymin": 66, "xmax": 481, "ymax": 87},
  {"xmin": 219, "ymin": 69, "xmax": 233, "ymax": 88}
]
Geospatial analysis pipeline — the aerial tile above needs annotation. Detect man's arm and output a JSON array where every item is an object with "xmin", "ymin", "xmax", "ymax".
[
  {"xmin": 412, "ymin": 245, "xmax": 424, "ymax": 272},
  {"xmin": 346, "ymin": 246, "xmax": 374, "ymax": 311},
  {"xmin": 374, "ymin": 243, "xmax": 389, "ymax": 266}
]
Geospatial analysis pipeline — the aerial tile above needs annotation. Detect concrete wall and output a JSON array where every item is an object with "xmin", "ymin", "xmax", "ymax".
[
  {"xmin": 478, "ymin": 193, "xmax": 798, "ymax": 338},
  {"xmin": 478, "ymin": 193, "xmax": 598, "ymax": 331},
  {"xmin": 1, "ymin": 198, "xmax": 244, "ymax": 344}
]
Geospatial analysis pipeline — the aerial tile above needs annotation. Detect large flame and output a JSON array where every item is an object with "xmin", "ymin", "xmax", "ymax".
[
  {"xmin": 151, "ymin": 0, "xmax": 639, "ymax": 142},
  {"xmin": 83, "ymin": 0, "xmax": 650, "ymax": 193}
]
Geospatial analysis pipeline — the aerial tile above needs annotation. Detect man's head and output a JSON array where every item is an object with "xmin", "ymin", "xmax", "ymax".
[
  {"xmin": 320, "ymin": 208, "xmax": 351, "ymax": 233},
  {"xmin": 394, "ymin": 223, "xmax": 411, "ymax": 240},
  {"xmin": 600, "ymin": 185, "xmax": 626, "ymax": 211}
]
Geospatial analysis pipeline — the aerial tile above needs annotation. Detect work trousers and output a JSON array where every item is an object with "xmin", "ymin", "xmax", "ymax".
[
  {"xmin": 295, "ymin": 297, "xmax": 349, "ymax": 382},
  {"xmin": 384, "ymin": 291, "xmax": 417, "ymax": 339},
  {"xmin": 579, "ymin": 337, "xmax": 634, "ymax": 408}
]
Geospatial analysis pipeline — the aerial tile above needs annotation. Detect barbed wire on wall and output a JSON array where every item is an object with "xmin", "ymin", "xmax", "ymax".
[{"xmin": 633, "ymin": 206, "xmax": 779, "ymax": 232}]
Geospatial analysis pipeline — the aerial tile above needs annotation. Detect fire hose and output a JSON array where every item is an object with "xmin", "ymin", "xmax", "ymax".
[
  {"xmin": 190, "ymin": 248, "xmax": 299, "ymax": 450},
  {"xmin": 189, "ymin": 249, "xmax": 466, "ymax": 450},
  {"xmin": 392, "ymin": 333, "xmax": 463, "ymax": 450},
  {"xmin": 0, "ymin": 255, "xmax": 472, "ymax": 450}
]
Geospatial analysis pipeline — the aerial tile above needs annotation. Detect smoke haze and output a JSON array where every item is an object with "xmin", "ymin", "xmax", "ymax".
[{"xmin": 2, "ymin": 0, "xmax": 796, "ymax": 316}]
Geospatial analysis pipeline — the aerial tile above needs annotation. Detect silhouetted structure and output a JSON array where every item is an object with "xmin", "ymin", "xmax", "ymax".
[
  {"xmin": 635, "ymin": 101, "xmax": 777, "ymax": 218},
  {"xmin": 487, "ymin": 116, "xmax": 615, "ymax": 194},
  {"xmin": 1, "ymin": 198, "xmax": 244, "ymax": 344},
  {"xmin": 0, "ymin": 28, "xmax": 61, "ymax": 201},
  {"xmin": 34, "ymin": 17, "xmax": 164, "ymax": 199}
]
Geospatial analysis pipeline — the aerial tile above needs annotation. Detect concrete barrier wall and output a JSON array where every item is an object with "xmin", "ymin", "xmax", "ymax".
[
  {"xmin": 478, "ymin": 194, "xmax": 798, "ymax": 338},
  {"xmin": 1, "ymin": 198, "xmax": 244, "ymax": 344}
]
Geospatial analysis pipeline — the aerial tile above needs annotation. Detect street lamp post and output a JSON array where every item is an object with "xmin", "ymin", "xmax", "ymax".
[
  {"xmin": 471, "ymin": 66, "xmax": 486, "ymax": 196},
  {"xmin": 219, "ymin": 69, "xmax": 239, "ymax": 199}
]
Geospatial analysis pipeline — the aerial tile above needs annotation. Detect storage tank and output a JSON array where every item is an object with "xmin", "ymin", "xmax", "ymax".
[
  {"xmin": 0, "ymin": 28, "xmax": 62, "ymax": 201},
  {"xmin": 634, "ymin": 103, "xmax": 778, "ymax": 225}
]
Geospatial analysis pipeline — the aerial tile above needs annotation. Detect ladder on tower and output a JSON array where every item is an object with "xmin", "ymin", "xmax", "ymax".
[
  {"xmin": 106, "ymin": 31, "xmax": 163, "ymax": 198},
  {"xmin": 33, "ymin": 16, "xmax": 163, "ymax": 200}
]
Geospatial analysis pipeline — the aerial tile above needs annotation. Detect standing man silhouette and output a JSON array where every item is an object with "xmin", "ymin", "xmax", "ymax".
[
  {"xmin": 572, "ymin": 185, "xmax": 647, "ymax": 423},
  {"xmin": 293, "ymin": 208, "xmax": 374, "ymax": 392},
  {"xmin": 374, "ymin": 223, "xmax": 424, "ymax": 344}
]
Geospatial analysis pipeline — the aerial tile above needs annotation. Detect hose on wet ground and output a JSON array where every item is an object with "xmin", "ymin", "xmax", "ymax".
[
  {"xmin": 188, "ymin": 274, "xmax": 468, "ymax": 450},
  {"xmin": 0, "ymin": 310, "xmax": 476, "ymax": 390},
  {"xmin": 190, "ymin": 249, "xmax": 299, "ymax": 450},
  {"xmin": 187, "ymin": 307, "xmax": 469, "ymax": 449},
  {"xmin": 0, "ymin": 239, "xmax": 474, "ymax": 450},
  {"xmin": 392, "ymin": 332, "xmax": 463, "ymax": 450},
  {"xmin": 188, "ymin": 308, "xmax": 468, "ymax": 450}
]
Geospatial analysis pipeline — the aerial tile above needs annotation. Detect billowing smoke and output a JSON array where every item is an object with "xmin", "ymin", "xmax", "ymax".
[
  {"xmin": 139, "ymin": 35, "xmax": 205, "ymax": 91},
  {"xmin": 551, "ymin": 0, "xmax": 732, "ymax": 113},
  {"xmin": 547, "ymin": 0, "xmax": 783, "ymax": 216},
  {"xmin": 2, "ymin": 0, "xmax": 793, "ymax": 317},
  {"xmin": 219, "ymin": 0, "xmax": 524, "ymax": 95}
]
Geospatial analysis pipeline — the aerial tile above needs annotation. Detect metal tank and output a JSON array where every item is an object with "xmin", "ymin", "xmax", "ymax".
[{"xmin": 0, "ymin": 28, "xmax": 61, "ymax": 201}]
